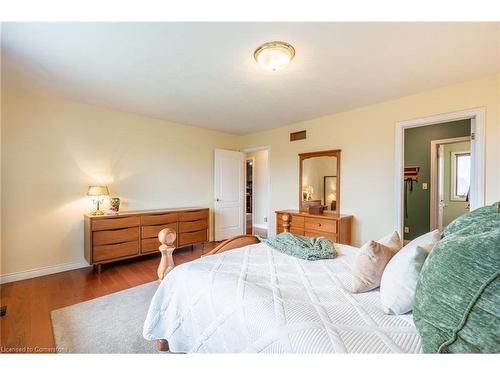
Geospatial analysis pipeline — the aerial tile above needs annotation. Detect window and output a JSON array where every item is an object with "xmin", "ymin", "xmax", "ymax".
[{"xmin": 451, "ymin": 151, "xmax": 471, "ymax": 201}]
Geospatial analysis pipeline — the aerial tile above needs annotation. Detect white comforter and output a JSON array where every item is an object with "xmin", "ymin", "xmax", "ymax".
[{"xmin": 143, "ymin": 243, "xmax": 422, "ymax": 353}]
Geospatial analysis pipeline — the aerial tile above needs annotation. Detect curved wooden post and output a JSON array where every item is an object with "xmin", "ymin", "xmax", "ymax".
[
  {"xmin": 157, "ymin": 228, "xmax": 177, "ymax": 282},
  {"xmin": 202, "ymin": 235, "xmax": 260, "ymax": 257},
  {"xmin": 282, "ymin": 213, "xmax": 291, "ymax": 233}
]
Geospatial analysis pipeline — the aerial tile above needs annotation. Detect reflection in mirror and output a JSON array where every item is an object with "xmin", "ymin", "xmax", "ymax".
[{"xmin": 302, "ymin": 156, "xmax": 337, "ymax": 210}]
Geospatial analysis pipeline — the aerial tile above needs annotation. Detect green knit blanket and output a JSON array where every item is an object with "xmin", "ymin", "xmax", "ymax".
[{"xmin": 261, "ymin": 232, "xmax": 337, "ymax": 261}]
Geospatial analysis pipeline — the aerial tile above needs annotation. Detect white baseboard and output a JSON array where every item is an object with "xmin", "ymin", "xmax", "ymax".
[
  {"xmin": 0, "ymin": 260, "xmax": 90, "ymax": 284},
  {"xmin": 253, "ymin": 223, "xmax": 268, "ymax": 230}
]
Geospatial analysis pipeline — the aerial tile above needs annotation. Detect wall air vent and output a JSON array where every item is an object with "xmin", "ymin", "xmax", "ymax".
[{"xmin": 290, "ymin": 130, "xmax": 306, "ymax": 142}]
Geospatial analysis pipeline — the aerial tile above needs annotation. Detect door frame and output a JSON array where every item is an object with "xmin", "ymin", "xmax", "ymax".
[
  {"xmin": 429, "ymin": 136, "xmax": 471, "ymax": 230},
  {"xmin": 394, "ymin": 107, "xmax": 485, "ymax": 236},
  {"xmin": 240, "ymin": 145, "xmax": 271, "ymax": 234},
  {"xmin": 245, "ymin": 157, "xmax": 255, "ymax": 233}
]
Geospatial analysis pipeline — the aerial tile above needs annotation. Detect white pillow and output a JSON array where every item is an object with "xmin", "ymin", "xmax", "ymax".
[{"xmin": 380, "ymin": 230, "xmax": 441, "ymax": 315}]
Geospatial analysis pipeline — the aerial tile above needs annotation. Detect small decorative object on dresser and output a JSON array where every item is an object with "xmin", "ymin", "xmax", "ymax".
[
  {"xmin": 84, "ymin": 207, "xmax": 209, "ymax": 272},
  {"xmin": 308, "ymin": 205, "xmax": 326, "ymax": 215},
  {"xmin": 109, "ymin": 197, "xmax": 121, "ymax": 213},
  {"xmin": 275, "ymin": 210, "xmax": 353, "ymax": 245}
]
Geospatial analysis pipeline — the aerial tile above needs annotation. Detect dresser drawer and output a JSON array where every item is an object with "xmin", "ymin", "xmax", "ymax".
[
  {"xmin": 304, "ymin": 217, "xmax": 337, "ymax": 233},
  {"xmin": 276, "ymin": 225, "xmax": 304, "ymax": 236},
  {"xmin": 92, "ymin": 216, "xmax": 140, "ymax": 231},
  {"xmin": 290, "ymin": 227, "xmax": 305, "ymax": 236},
  {"xmin": 277, "ymin": 214, "xmax": 304, "ymax": 229},
  {"xmin": 93, "ymin": 241, "xmax": 139, "ymax": 262},
  {"xmin": 93, "ymin": 227, "xmax": 139, "ymax": 246},
  {"xmin": 141, "ymin": 223, "xmax": 177, "ymax": 239},
  {"xmin": 141, "ymin": 238, "xmax": 162, "ymax": 254},
  {"xmin": 178, "ymin": 230, "xmax": 207, "ymax": 246},
  {"xmin": 179, "ymin": 219, "xmax": 208, "ymax": 233},
  {"xmin": 290, "ymin": 215, "xmax": 305, "ymax": 228},
  {"xmin": 305, "ymin": 230, "xmax": 337, "ymax": 242},
  {"xmin": 141, "ymin": 213, "xmax": 178, "ymax": 226},
  {"xmin": 179, "ymin": 210, "xmax": 208, "ymax": 222}
]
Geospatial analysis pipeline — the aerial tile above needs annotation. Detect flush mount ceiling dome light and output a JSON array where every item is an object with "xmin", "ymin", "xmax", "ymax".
[{"xmin": 254, "ymin": 41, "xmax": 295, "ymax": 72}]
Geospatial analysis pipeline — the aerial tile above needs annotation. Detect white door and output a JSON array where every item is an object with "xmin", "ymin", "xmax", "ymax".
[{"xmin": 214, "ymin": 149, "xmax": 245, "ymax": 241}]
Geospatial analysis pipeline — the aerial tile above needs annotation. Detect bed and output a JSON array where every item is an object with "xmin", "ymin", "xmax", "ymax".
[{"xmin": 142, "ymin": 225, "xmax": 422, "ymax": 353}]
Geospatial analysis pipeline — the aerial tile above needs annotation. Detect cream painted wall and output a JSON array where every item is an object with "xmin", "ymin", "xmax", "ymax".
[
  {"xmin": 241, "ymin": 74, "xmax": 500, "ymax": 246},
  {"xmin": 246, "ymin": 149, "xmax": 269, "ymax": 228},
  {"xmin": 2, "ymin": 73, "xmax": 499, "ymax": 277},
  {"xmin": 1, "ymin": 89, "xmax": 239, "ymax": 276}
]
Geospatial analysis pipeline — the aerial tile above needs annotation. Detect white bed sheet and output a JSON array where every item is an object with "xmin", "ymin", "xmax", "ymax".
[{"xmin": 143, "ymin": 243, "xmax": 422, "ymax": 353}]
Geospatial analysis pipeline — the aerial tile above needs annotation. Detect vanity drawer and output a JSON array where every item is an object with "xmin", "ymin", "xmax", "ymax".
[
  {"xmin": 92, "ymin": 216, "xmax": 140, "ymax": 231},
  {"xmin": 290, "ymin": 215, "xmax": 305, "ymax": 228},
  {"xmin": 276, "ymin": 225, "xmax": 304, "ymax": 236},
  {"xmin": 179, "ymin": 210, "xmax": 209, "ymax": 222},
  {"xmin": 179, "ymin": 219, "xmax": 208, "ymax": 233},
  {"xmin": 93, "ymin": 227, "xmax": 139, "ymax": 246},
  {"xmin": 141, "ymin": 223, "xmax": 177, "ymax": 239},
  {"xmin": 178, "ymin": 230, "xmax": 207, "ymax": 246},
  {"xmin": 305, "ymin": 230, "xmax": 337, "ymax": 242},
  {"xmin": 277, "ymin": 215, "xmax": 304, "ymax": 229},
  {"xmin": 141, "ymin": 238, "xmax": 162, "ymax": 254},
  {"xmin": 290, "ymin": 227, "xmax": 305, "ymax": 236},
  {"xmin": 93, "ymin": 241, "xmax": 139, "ymax": 262},
  {"xmin": 304, "ymin": 217, "xmax": 337, "ymax": 233},
  {"xmin": 141, "ymin": 213, "xmax": 178, "ymax": 226}
]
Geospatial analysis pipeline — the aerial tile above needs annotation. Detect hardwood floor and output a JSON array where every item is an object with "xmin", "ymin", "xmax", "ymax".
[{"xmin": 0, "ymin": 243, "xmax": 217, "ymax": 353}]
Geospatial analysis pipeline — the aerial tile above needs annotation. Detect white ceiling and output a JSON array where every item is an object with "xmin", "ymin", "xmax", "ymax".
[{"xmin": 2, "ymin": 22, "xmax": 499, "ymax": 134}]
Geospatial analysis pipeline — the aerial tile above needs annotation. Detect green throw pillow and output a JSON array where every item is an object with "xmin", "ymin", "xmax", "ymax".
[
  {"xmin": 444, "ymin": 202, "xmax": 500, "ymax": 237},
  {"xmin": 413, "ymin": 215, "xmax": 500, "ymax": 353}
]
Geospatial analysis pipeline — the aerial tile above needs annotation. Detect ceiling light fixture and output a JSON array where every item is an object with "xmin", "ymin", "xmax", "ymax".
[{"xmin": 254, "ymin": 41, "xmax": 295, "ymax": 72}]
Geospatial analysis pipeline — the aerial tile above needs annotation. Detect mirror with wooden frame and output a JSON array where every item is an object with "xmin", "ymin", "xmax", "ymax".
[{"xmin": 299, "ymin": 150, "xmax": 341, "ymax": 214}]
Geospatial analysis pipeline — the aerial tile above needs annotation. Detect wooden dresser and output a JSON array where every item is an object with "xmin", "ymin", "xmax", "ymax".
[
  {"xmin": 275, "ymin": 210, "xmax": 353, "ymax": 245},
  {"xmin": 84, "ymin": 207, "xmax": 209, "ymax": 270}
]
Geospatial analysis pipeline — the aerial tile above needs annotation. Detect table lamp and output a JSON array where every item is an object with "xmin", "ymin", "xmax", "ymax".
[{"xmin": 87, "ymin": 185, "xmax": 109, "ymax": 215}]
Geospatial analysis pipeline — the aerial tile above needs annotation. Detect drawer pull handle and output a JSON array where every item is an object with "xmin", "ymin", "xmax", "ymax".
[{"xmin": 318, "ymin": 223, "xmax": 322, "ymax": 227}]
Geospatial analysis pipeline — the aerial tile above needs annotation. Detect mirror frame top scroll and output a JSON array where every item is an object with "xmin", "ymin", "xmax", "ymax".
[{"xmin": 299, "ymin": 149, "xmax": 341, "ymax": 215}]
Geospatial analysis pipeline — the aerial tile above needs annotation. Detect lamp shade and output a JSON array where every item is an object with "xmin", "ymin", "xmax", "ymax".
[{"xmin": 87, "ymin": 185, "xmax": 109, "ymax": 196}]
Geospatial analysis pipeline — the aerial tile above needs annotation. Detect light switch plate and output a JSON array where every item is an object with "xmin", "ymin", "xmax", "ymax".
[
  {"xmin": 422, "ymin": 183, "xmax": 428, "ymax": 190},
  {"xmin": 404, "ymin": 226, "xmax": 410, "ymax": 233}
]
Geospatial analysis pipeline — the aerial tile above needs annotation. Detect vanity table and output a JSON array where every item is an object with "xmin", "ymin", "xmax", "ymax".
[
  {"xmin": 275, "ymin": 210, "xmax": 352, "ymax": 245},
  {"xmin": 277, "ymin": 149, "xmax": 353, "ymax": 245}
]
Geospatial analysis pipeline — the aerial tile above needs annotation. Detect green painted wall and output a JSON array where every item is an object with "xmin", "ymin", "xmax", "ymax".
[{"xmin": 404, "ymin": 119, "xmax": 470, "ymax": 240}]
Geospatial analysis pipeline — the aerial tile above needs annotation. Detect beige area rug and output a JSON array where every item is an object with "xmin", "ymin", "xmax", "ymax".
[{"xmin": 51, "ymin": 282, "xmax": 161, "ymax": 353}]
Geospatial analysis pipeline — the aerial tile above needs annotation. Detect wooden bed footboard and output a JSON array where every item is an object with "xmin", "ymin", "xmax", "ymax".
[
  {"xmin": 202, "ymin": 235, "xmax": 260, "ymax": 257},
  {"xmin": 156, "ymin": 214, "xmax": 291, "ymax": 281},
  {"xmin": 154, "ymin": 214, "xmax": 292, "ymax": 352}
]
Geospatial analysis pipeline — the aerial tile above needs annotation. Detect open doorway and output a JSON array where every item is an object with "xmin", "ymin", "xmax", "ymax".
[
  {"xmin": 396, "ymin": 107, "xmax": 486, "ymax": 242},
  {"xmin": 402, "ymin": 119, "xmax": 471, "ymax": 241},
  {"xmin": 245, "ymin": 158, "xmax": 254, "ymax": 235},
  {"xmin": 244, "ymin": 148, "xmax": 270, "ymax": 238}
]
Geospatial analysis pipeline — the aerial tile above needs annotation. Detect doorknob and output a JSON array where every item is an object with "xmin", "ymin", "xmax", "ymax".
[{"xmin": 216, "ymin": 198, "xmax": 221, "ymax": 202}]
